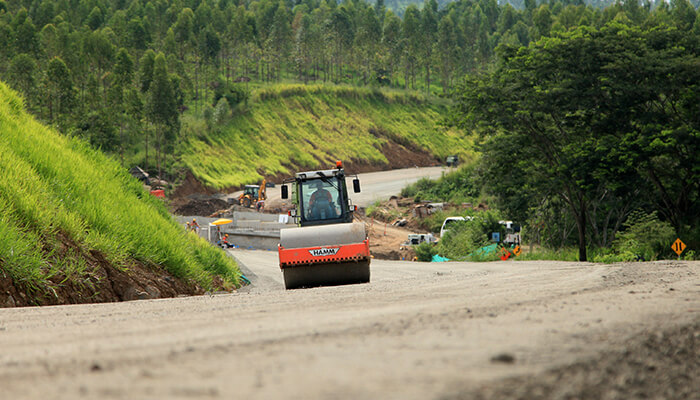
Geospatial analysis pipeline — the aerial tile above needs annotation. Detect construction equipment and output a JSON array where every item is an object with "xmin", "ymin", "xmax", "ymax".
[
  {"xmin": 278, "ymin": 161, "xmax": 370, "ymax": 289},
  {"xmin": 238, "ymin": 179, "xmax": 267, "ymax": 210}
]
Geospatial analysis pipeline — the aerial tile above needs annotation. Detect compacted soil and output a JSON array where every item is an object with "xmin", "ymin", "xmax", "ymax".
[{"xmin": 0, "ymin": 255, "xmax": 697, "ymax": 399}]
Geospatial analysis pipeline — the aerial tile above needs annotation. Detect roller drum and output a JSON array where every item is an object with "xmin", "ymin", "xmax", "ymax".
[{"xmin": 283, "ymin": 261, "xmax": 370, "ymax": 289}]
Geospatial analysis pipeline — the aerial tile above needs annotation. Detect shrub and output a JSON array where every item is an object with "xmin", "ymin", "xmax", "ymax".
[
  {"xmin": 613, "ymin": 210, "xmax": 675, "ymax": 261},
  {"xmin": 213, "ymin": 79, "xmax": 250, "ymax": 107},
  {"xmin": 437, "ymin": 219, "xmax": 490, "ymax": 259},
  {"xmin": 213, "ymin": 97, "xmax": 229, "ymax": 125},
  {"xmin": 400, "ymin": 163, "xmax": 481, "ymax": 203},
  {"xmin": 414, "ymin": 242, "xmax": 437, "ymax": 262}
]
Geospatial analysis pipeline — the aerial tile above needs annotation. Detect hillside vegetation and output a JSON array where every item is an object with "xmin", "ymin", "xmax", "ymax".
[
  {"xmin": 183, "ymin": 84, "xmax": 474, "ymax": 188},
  {"xmin": 0, "ymin": 82, "xmax": 240, "ymax": 306},
  {"xmin": 5, "ymin": 0, "xmax": 689, "ymax": 184}
]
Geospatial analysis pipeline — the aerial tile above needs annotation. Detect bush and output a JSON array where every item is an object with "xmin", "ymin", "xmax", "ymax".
[
  {"xmin": 613, "ymin": 210, "xmax": 675, "ymax": 261},
  {"xmin": 437, "ymin": 219, "xmax": 490, "ymax": 259},
  {"xmin": 213, "ymin": 97, "xmax": 229, "ymax": 125},
  {"xmin": 414, "ymin": 241, "xmax": 437, "ymax": 262},
  {"xmin": 213, "ymin": 79, "xmax": 250, "ymax": 108},
  {"xmin": 400, "ymin": 163, "xmax": 481, "ymax": 203}
]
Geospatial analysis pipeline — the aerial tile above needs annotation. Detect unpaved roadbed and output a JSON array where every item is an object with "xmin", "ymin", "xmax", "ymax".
[
  {"xmin": 0, "ymin": 258, "xmax": 697, "ymax": 399},
  {"xmin": 453, "ymin": 320, "xmax": 699, "ymax": 400}
]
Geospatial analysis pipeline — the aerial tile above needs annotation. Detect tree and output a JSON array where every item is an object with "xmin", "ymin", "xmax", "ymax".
[
  {"xmin": 329, "ymin": 6, "xmax": 353, "ymax": 83},
  {"xmin": 420, "ymin": 0, "xmax": 438, "ymax": 92},
  {"xmin": 456, "ymin": 22, "xmax": 700, "ymax": 259},
  {"xmin": 45, "ymin": 56, "xmax": 76, "ymax": 125},
  {"xmin": 83, "ymin": 29, "xmax": 116, "ymax": 82},
  {"xmin": 139, "ymin": 49, "xmax": 155, "ymax": 93},
  {"xmin": 126, "ymin": 18, "xmax": 149, "ymax": 50},
  {"xmin": 670, "ymin": 0, "xmax": 696, "ymax": 31},
  {"xmin": 355, "ymin": 6, "xmax": 381, "ymax": 85},
  {"xmin": 86, "ymin": 6, "xmax": 103, "ymax": 30},
  {"xmin": 10, "ymin": 54, "xmax": 37, "ymax": 105},
  {"xmin": 146, "ymin": 53, "xmax": 179, "ymax": 179},
  {"xmin": 14, "ymin": 16, "xmax": 38, "ymax": 55},
  {"xmin": 0, "ymin": 21, "xmax": 14, "ymax": 63},
  {"xmin": 39, "ymin": 24, "xmax": 60, "ymax": 59},
  {"xmin": 402, "ymin": 5, "xmax": 420, "ymax": 88},
  {"xmin": 173, "ymin": 8, "xmax": 194, "ymax": 59},
  {"xmin": 196, "ymin": 25, "xmax": 221, "ymax": 105},
  {"xmin": 453, "ymin": 26, "xmax": 622, "ymax": 261},
  {"xmin": 268, "ymin": 1, "xmax": 292, "ymax": 80},
  {"xmin": 381, "ymin": 11, "xmax": 402, "ymax": 85},
  {"xmin": 293, "ymin": 13, "xmax": 313, "ymax": 82},
  {"xmin": 110, "ymin": 48, "xmax": 134, "ymax": 163},
  {"xmin": 533, "ymin": 5, "xmax": 552, "ymax": 38},
  {"xmin": 435, "ymin": 14, "xmax": 458, "ymax": 94}
]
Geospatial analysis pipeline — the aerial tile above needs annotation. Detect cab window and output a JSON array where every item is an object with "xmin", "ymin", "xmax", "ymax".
[{"xmin": 301, "ymin": 180, "xmax": 341, "ymax": 221}]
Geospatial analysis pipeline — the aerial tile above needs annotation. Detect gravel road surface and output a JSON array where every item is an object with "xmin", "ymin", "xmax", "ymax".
[{"xmin": 0, "ymin": 252, "xmax": 697, "ymax": 399}]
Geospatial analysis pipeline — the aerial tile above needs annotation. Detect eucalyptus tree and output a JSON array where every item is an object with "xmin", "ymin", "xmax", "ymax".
[
  {"xmin": 110, "ymin": 48, "xmax": 134, "ymax": 164},
  {"xmin": 401, "ymin": 4, "xmax": 420, "ymax": 88},
  {"xmin": 355, "ymin": 5, "xmax": 381, "ymax": 84},
  {"xmin": 9, "ymin": 53, "xmax": 37, "ymax": 106},
  {"xmin": 329, "ymin": 5, "xmax": 354, "ymax": 82},
  {"xmin": 146, "ymin": 52, "xmax": 179, "ymax": 179},
  {"xmin": 420, "ymin": 0, "xmax": 437, "ymax": 92},
  {"xmin": 435, "ymin": 13, "xmax": 458, "ymax": 94},
  {"xmin": 381, "ymin": 11, "xmax": 402, "ymax": 85},
  {"xmin": 45, "ymin": 56, "xmax": 76, "ymax": 126},
  {"xmin": 269, "ymin": 1, "xmax": 292, "ymax": 80}
]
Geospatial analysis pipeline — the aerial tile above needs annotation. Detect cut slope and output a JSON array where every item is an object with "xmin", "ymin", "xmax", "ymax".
[
  {"xmin": 182, "ymin": 85, "xmax": 475, "ymax": 189},
  {"xmin": 0, "ymin": 82, "xmax": 240, "ymax": 307}
]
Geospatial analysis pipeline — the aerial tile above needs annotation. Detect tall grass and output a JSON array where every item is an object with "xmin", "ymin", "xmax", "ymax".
[
  {"xmin": 183, "ymin": 83, "xmax": 476, "ymax": 188},
  {"xmin": 0, "ymin": 82, "xmax": 240, "ymax": 295}
]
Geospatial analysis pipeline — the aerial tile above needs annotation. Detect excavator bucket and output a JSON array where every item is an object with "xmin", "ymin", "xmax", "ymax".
[{"xmin": 279, "ymin": 222, "xmax": 370, "ymax": 289}]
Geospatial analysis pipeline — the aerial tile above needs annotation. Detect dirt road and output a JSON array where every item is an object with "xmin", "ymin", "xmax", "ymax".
[
  {"xmin": 228, "ymin": 166, "xmax": 446, "ymax": 208},
  {"xmin": 0, "ymin": 253, "xmax": 697, "ymax": 399}
]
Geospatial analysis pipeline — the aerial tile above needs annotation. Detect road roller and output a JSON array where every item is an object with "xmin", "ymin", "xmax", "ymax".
[{"xmin": 278, "ymin": 161, "xmax": 370, "ymax": 289}]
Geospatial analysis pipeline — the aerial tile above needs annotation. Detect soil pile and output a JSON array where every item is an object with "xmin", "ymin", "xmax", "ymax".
[{"xmin": 174, "ymin": 198, "xmax": 229, "ymax": 216}]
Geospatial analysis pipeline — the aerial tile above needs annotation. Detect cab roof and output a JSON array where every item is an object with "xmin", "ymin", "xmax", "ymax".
[{"xmin": 294, "ymin": 168, "xmax": 344, "ymax": 180}]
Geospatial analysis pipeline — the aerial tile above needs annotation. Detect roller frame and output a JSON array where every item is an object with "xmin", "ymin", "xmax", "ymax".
[{"xmin": 278, "ymin": 236, "xmax": 371, "ymax": 290}]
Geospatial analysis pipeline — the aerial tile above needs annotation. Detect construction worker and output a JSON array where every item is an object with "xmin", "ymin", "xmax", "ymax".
[
  {"xmin": 190, "ymin": 218, "xmax": 200, "ymax": 233},
  {"xmin": 309, "ymin": 181, "xmax": 335, "ymax": 220}
]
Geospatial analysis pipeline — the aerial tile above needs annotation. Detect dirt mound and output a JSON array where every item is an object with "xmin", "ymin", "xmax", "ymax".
[
  {"xmin": 174, "ymin": 198, "xmax": 229, "ymax": 216},
  {"xmin": 354, "ymin": 213, "xmax": 419, "ymax": 261},
  {"xmin": 171, "ymin": 170, "xmax": 217, "ymax": 199}
]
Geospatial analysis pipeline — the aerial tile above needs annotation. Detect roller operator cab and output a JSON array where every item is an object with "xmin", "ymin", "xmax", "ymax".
[{"xmin": 278, "ymin": 161, "xmax": 370, "ymax": 289}]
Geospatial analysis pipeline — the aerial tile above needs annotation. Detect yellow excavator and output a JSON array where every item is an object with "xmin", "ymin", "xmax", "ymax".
[{"xmin": 238, "ymin": 179, "xmax": 267, "ymax": 210}]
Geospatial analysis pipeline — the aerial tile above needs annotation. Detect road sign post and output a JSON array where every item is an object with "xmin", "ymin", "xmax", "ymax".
[{"xmin": 671, "ymin": 238, "xmax": 686, "ymax": 258}]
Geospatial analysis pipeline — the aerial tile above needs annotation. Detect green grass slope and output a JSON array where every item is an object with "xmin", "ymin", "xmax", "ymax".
[
  {"xmin": 0, "ymin": 82, "xmax": 239, "ymax": 305},
  {"xmin": 182, "ymin": 85, "xmax": 475, "ymax": 189}
]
